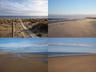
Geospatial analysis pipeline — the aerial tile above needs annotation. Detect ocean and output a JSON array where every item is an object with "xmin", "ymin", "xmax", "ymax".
[
  {"xmin": 0, "ymin": 16, "xmax": 48, "ymax": 19},
  {"xmin": 48, "ymin": 52, "xmax": 93, "ymax": 57},
  {"xmin": 48, "ymin": 15, "xmax": 96, "ymax": 23}
]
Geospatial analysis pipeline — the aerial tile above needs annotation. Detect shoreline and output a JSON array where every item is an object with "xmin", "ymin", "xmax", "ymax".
[
  {"xmin": 48, "ymin": 53, "xmax": 96, "ymax": 57},
  {"xmin": 48, "ymin": 53, "xmax": 96, "ymax": 58}
]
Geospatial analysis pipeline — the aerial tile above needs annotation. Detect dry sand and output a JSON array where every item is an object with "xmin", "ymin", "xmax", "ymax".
[
  {"xmin": 49, "ymin": 19, "xmax": 96, "ymax": 37},
  {"xmin": 48, "ymin": 54, "xmax": 96, "ymax": 72},
  {"xmin": 0, "ymin": 53, "xmax": 47, "ymax": 72}
]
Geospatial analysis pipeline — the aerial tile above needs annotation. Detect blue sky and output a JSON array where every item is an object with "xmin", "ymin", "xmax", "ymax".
[
  {"xmin": 49, "ymin": 0, "xmax": 96, "ymax": 15},
  {"xmin": 48, "ymin": 38, "xmax": 96, "ymax": 53},
  {"xmin": 0, "ymin": 38, "xmax": 96, "ymax": 53},
  {"xmin": 0, "ymin": 0, "xmax": 48, "ymax": 16},
  {"xmin": 0, "ymin": 38, "xmax": 47, "ymax": 53}
]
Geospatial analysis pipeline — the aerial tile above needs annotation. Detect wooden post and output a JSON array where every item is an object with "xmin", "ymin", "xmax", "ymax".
[{"xmin": 12, "ymin": 22, "xmax": 15, "ymax": 37}]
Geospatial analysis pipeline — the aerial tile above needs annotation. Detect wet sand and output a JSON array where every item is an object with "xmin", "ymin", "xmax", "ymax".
[
  {"xmin": 48, "ymin": 54, "xmax": 96, "ymax": 72},
  {"xmin": 0, "ymin": 53, "xmax": 47, "ymax": 72},
  {"xmin": 49, "ymin": 19, "xmax": 96, "ymax": 37}
]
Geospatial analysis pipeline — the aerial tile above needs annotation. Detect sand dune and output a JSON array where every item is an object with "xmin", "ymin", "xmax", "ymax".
[
  {"xmin": 48, "ymin": 54, "xmax": 96, "ymax": 72},
  {"xmin": 49, "ymin": 19, "xmax": 96, "ymax": 37}
]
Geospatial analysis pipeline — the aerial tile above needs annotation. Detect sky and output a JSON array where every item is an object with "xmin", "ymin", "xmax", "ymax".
[
  {"xmin": 48, "ymin": 38, "xmax": 96, "ymax": 53},
  {"xmin": 0, "ymin": 0, "xmax": 48, "ymax": 16},
  {"xmin": 49, "ymin": 0, "xmax": 96, "ymax": 15},
  {"xmin": 0, "ymin": 38, "xmax": 96, "ymax": 53},
  {"xmin": 0, "ymin": 38, "xmax": 47, "ymax": 53}
]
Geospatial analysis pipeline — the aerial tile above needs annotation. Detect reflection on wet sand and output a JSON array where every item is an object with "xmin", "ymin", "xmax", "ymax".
[{"xmin": 0, "ymin": 53, "xmax": 47, "ymax": 72}]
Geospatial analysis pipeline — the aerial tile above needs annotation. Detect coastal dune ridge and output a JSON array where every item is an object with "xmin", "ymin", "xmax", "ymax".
[{"xmin": 49, "ymin": 16, "xmax": 96, "ymax": 37}]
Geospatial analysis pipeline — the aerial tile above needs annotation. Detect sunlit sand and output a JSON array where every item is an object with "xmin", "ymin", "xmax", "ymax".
[
  {"xmin": 49, "ymin": 19, "xmax": 96, "ymax": 37},
  {"xmin": 48, "ymin": 54, "xmax": 96, "ymax": 72}
]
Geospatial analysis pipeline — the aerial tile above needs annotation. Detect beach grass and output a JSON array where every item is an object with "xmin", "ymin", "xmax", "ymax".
[{"xmin": 0, "ymin": 18, "xmax": 48, "ymax": 37}]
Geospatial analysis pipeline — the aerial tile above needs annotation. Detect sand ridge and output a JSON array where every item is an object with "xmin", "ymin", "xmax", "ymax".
[{"xmin": 49, "ymin": 19, "xmax": 96, "ymax": 37}]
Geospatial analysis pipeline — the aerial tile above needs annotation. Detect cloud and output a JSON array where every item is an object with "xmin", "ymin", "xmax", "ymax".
[
  {"xmin": 48, "ymin": 43, "xmax": 96, "ymax": 53},
  {"xmin": 0, "ymin": 0, "xmax": 48, "ymax": 16},
  {"xmin": 0, "ymin": 42, "xmax": 48, "ymax": 52},
  {"xmin": 48, "ymin": 43, "xmax": 96, "ymax": 47},
  {"xmin": 0, "ymin": 42, "xmax": 47, "ymax": 48}
]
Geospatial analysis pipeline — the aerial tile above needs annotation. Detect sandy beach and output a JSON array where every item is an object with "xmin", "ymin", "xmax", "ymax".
[
  {"xmin": 49, "ymin": 19, "xmax": 96, "ymax": 37},
  {"xmin": 0, "ymin": 53, "xmax": 47, "ymax": 72},
  {"xmin": 48, "ymin": 54, "xmax": 96, "ymax": 72}
]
